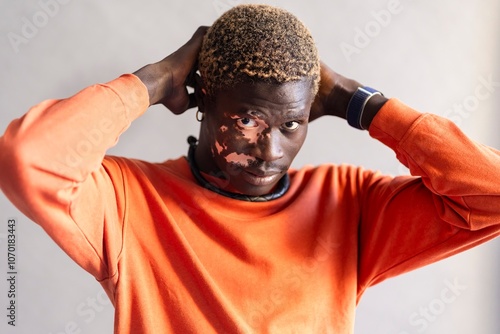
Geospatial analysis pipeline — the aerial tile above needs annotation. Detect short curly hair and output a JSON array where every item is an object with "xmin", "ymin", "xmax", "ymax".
[{"xmin": 199, "ymin": 4, "xmax": 320, "ymax": 97}]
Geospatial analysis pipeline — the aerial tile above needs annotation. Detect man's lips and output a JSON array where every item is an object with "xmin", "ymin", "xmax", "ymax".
[{"xmin": 241, "ymin": 168, "xmax": 283, "ymax": 186}]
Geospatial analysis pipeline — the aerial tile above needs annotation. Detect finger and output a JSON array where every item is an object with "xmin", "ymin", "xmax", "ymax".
[
  {"xmin": 191, "ymin": 26, "xmax": 210, "ymax": 43},
  {"xmin": 186, "ymin": 25, "xmax": 209, "ymax": 40},
  {"xmin": 176, "ymin": 26, "xmax": 209, "ymax": 63},
  {"xmin": 169, "ymin": 27, "xmax": 208, "ymax": 88}
]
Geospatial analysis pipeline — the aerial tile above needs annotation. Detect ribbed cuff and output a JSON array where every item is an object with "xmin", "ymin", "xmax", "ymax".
[
  {"xmin": 102, "ymin": 74, "xmax": 150, "ymax": 122},
  {"xmin": 368, "ymin": 98, "xmax": 423, "ymax": 150}
]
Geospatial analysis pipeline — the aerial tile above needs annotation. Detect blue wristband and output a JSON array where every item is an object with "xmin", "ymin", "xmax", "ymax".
[{"xmin": 346, "ymin": 86, "xmax": 383, "ymax": 130}]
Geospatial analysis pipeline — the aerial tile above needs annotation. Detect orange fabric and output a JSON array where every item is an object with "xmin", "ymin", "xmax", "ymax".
[{"xmin": 1, "ymin": 75, "xmax": 499, "ymax": 333}]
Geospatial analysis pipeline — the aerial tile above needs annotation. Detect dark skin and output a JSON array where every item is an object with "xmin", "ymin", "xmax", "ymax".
[
  {"xmin": 134, "ymin": 27, "xmax": 388, "ymax": 196},
  {"xmin": 195, "ymin": 79, "xmax": 314, "ymax": 196}
]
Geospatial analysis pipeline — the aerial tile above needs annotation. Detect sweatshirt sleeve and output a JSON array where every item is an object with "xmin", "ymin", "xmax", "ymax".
[
  {"xmin": 356, "ymin": 99, "xmax": 500, "ymax": 298},
  {"xmin": 0, "ymin": 74, "xmax": 149, "ymax": 283}
]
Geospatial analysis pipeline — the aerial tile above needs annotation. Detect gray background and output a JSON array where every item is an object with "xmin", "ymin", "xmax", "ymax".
[{"xmin": 1, "ymin": 0, "xmax": 499, "ymax": 333}]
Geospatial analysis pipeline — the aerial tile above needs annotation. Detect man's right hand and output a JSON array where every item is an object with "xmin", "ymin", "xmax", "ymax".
[{"xmin": 133, "ymin": 26, "xmax": 208, "ymax": 113}]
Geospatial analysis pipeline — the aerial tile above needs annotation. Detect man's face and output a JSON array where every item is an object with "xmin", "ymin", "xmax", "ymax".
[{"xmin": 196, "ymin": 79, "xmax": 315, "ymax": 196}]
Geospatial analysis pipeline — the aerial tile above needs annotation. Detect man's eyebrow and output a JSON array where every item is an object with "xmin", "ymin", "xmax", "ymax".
[
  {"xmin": 281, "ymin": 109, "xmax": 309, "ymax": 120},
  {"xmin": 233, "ymin": 107, "xmax": 309, "ymax": 119},
  {"xmin": 232, "ymin": 109, "xmax": 265, "ymax": 118},
  {"xmin": 277, "ymin": 111, "xmax": 311, "ymax": 122}
]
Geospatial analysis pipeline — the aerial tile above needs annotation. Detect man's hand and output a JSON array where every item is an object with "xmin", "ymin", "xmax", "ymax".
[
  {"xmin": 309, "ymin": 62, "xmax": 361, "ymax": 122},
  {"xmin": 309, "ymin": 62, "xmax": 388, "ymax": 128},
  {"xmin": 133, "ymin": 26, "xmax": 208, "ymax": 113}
]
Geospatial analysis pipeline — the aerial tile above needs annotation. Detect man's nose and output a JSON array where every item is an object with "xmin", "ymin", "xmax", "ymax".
[{"xmin": 252, "ymin": 129, "xmax": 284, "ymax": 162}]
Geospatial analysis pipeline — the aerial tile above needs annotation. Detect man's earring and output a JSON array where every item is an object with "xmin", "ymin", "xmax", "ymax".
[{"xmin": 196, "ymin": 110, "xmax": 205, "ymax": 122}]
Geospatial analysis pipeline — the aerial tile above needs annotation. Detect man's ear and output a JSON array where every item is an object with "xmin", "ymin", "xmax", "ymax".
[{"xmin": 194, "ymin": 74, "xmax": 208, "ymax": 112}]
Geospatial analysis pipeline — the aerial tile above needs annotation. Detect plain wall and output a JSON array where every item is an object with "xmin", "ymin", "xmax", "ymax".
[{"xmin": 0, "ymin": 0, "xmax": 499, "ymax": 333}]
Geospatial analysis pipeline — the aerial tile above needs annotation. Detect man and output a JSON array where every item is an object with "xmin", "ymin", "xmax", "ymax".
[{"xmin": 0, "ymin": 4, "xmax": 499, "ymax": 333}]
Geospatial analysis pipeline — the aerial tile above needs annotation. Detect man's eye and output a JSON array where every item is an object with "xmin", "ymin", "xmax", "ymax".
[
  {"xmin": 283, "ymin": 121, "xmax": 299, "ymax": 131},
  {"xmin": 237, "ymin": 118, "xmax": 258, "ymax": 128}
]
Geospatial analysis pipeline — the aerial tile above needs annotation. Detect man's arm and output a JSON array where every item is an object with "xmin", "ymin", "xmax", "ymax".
[
  {"xmin": 0, "ymin": 27, "xmax": 206, "ymax": 280},
  {"xmin": 311, "ymin": 63, "xmax": 500, "ymax": 298},
  {"xmin": 357, "ymin": 99, "xmax": 500, "ymax": 296},
  {"xmin": 0, "ymin": 75, "xmax": 149, "ymax": 282},
  {"xmin": 133, "ymin": 26, "xmax": 207, "ymax": 111}
]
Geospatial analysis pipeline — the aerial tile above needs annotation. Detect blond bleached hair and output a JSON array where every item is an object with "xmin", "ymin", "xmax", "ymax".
[{"xmin": 199, "ymin": 4, "xmax": 320, "ymax": 97}]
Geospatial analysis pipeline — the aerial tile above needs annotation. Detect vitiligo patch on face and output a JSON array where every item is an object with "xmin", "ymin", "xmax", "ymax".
[
  {"xmin": 235, "ymin": 116, "xmax": 270, "ymax": 145},
  {"xmin": 224, "ymin": 152, "xmax": 256, "ymax": 167},
  {"xmin": 242, "ymin": 128, "xmax": 260, "ymax": 145},
  {"xmin": 215, "ymin": 141, "xmax": 225, "ymax": 154}
]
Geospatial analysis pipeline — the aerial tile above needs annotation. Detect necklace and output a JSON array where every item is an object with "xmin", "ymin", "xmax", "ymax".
[{"xmin": 186, "ymin": 136, "xmax": 289, "ymax": 202}]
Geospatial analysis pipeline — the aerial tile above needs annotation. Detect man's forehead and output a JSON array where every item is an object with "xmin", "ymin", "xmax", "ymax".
[{"xmin": 217, "ymin": 79, "xmax": 314, "ymax": 106}]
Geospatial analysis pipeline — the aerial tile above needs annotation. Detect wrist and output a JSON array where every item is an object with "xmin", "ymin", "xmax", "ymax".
[
  {"xmin": 310, "ymin": 63, "xmax": 361, "ymax": 121},
  {"xmin": 133, "ymin": 62, "xmax": 170, "ymax": 106},
  {"xmin": 346, "ymin": 86, "xmax": 388, "ymax": 130},
  {"xmin": 324, "ymin": 72, "xmax": 361, "ymax": 119},
  {"xmin": 361, "ymin": 94, "xmax": 388, "ymax": 129}
]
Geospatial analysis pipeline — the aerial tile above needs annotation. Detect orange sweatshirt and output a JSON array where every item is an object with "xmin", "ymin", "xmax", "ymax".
[{"xmin": 0, "ymin": 74, "xmax": 499, "ymax": 333}]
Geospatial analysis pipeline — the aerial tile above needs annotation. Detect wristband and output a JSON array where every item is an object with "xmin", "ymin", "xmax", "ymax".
[{"xmin": 346, "ymin": 86, "xmax": 383, "ymax": 130}]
